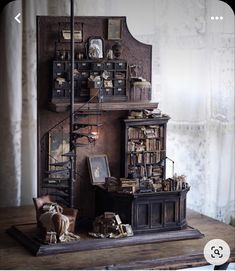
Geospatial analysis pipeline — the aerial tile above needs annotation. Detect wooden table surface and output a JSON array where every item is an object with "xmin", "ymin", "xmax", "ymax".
[{"xmin": 0, "ymin": 206, "xmax": 234, "ymax": 270}]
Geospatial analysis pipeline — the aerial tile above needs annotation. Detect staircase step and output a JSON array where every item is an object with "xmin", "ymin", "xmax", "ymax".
[
  {"xmin": 74, "ymin": 112, "xmax": 101, "ymax": 117},
  {"xmin": 50, "ymin": 192, "xmax": 69, "ymax": 200},
  {"xmin": 42, "ymin": 184, "xmax": 69, "ymax": 189},
  {"xmin": 72, "ymin": 132, "xmax": 96, "ymax": 137},
  {"xmin": 73, "ymin": 143, "xmax": 90, "ymax": 147},
  {"xmin": 73, "ymin": 123, "xmax": 102, "ymax": 130},
  {"xmin": 49, "ymin": 194, "xmax": 70, "ymax": 206},
  {"xmin": 49, "ymin": 192, "xmax": 69, "ymax": 198},
  {"xmin": 43, "ymin": 177, "xmax": 70, "ymax": 182},
  {"xmin": 49, "ymin": 161, "xmax": 70, "ymax": 167},
  {"xmin": 73, "ymin": 123, "xmax": 102, "ymax": 126},
  {"xmin": 62, "ymin": 151, "xmax": 76, "ymax": 157},
  {"xmin": 45, "ymin": 169, "xmax": 70, "ymax": 174}
]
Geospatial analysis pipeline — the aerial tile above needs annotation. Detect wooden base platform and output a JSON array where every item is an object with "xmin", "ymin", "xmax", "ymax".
[{"xmin": 7, "ymin": 223, "xmax": 203, "ymax": 256}]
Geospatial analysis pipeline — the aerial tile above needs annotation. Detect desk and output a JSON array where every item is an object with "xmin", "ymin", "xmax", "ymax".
[
  {"xmin": 95, "ymin": 186, "xmax": 190, "ymax": 234},
  {"xmin": 0, "ymin": 206, "xmax": 234, "ymax": 270}
]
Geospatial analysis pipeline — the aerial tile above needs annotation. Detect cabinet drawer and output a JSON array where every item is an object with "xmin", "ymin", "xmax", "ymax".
[
  {"xmin": 104, "ymin": 88, "xmax": 113, "ymax": 96},
  {"xmin": 115, "ymin": 72, "xmax": 126, "ymax": 79},
  {"xmin": 53, "ymin": 61, "xmax": 66, "ymax": 72},
  {"xmin": 114, "ymin": 87, "xmax": 126, "ymax": 95},
  {"xmin": 54, "ymin": 71, "xmax": 64, "ymax": 77},
  {"xmin": 114, "ymin": 79, "xmax": 125, "ymax": 87},
  {"xmin": 53, "ymin": 89, "xmax": 69, "ymax": 98},
  {"xmin": 115, "ymin": 62, "xmax": 126, "ymax": 70},
  {"xmin": 77, "ymin": 62, "xmax": 90, "ymax": 69},
  {"xmin": 104, "ymin": 62, "xmax": 114, "ymax": 70},
  {"xmin": 53, "ymin": 89, "xmax": 64, "ymax": 97},
  {"xmin": 91, "ymin": 62, "xmax": 104, "ymax": 70},
  {"xmin": 81, "ymin": 71, "xmax": 89, "ymax": 78},
  {"xmin": 90, "ymin": 71, "xmax": 100, "ymax": 77}
]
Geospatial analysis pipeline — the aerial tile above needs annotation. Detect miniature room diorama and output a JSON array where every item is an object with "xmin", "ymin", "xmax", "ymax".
[{"xmin": 7, "ymin": 14, "xmax": 203, "ymax": 255}]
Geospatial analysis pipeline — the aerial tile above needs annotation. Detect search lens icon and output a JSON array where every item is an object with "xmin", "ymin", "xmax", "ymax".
[{"xmin": 204, "ymin": 239, "xmax": 230, "ymax": 265}]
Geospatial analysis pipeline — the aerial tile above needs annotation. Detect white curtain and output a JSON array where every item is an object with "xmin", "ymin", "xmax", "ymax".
[
  {"xmin": 0, "ymin": 0, "xmax": 23, "ymax": 206},
  {"xmin": 0, "ymin": 0, "xmax": 234, "ymax": 224},
  {"xmin": 133, "ymin": 0, "xmax": 235, "ymax": 224}
]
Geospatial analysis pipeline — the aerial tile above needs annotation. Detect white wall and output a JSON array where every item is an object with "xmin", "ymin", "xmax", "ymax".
[{"xmin": 73, "ymin": 0, "xmax": 234, "ymax": 223}]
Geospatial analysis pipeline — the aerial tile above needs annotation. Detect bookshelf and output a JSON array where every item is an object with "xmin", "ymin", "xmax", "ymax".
[
  {"xmin": 95, "ymin": 116, "xmax": 191, "ymax": 234},
  {"xmin": 122, "ymin": 117, "xmax": 170, "ymax": 184}
]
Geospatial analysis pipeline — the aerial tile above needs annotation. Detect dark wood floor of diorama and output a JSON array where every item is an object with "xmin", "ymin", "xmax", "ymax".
[{"xmin": 7, "ymin": 223, "xmax": 204, "ymax": 256}]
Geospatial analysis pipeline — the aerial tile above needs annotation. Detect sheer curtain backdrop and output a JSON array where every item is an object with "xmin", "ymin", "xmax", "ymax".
[{"xmin": 0, "ymin": 0, "xmax": 234, "ymax": 224}]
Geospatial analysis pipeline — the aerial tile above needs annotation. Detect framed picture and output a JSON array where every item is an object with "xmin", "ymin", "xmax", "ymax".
[
  {"xmin": 88, "ymin": 37, "xmax": 104, "ymax": 59},
  {"xmin": 87, "ymin": 154, "xmax": 110, "ymax": 185},
  {"xmin": 59, "ymin": 22, "xmax": 83, "ymax": 42},
  {"xmin": 108, "ymin": 18, "xmax": 122, "ymax": 40},
  {"xmin": 61, "ymin": 30, "xmax": 83, "ymax": 42}
]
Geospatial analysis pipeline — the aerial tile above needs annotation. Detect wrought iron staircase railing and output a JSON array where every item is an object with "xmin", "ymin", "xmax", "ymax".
[
  {"xmin": 39, "ymin": 0, "xmax": 104, "ymax": 208},
  {"xmin": 40, "ymin": 90, "xmax": 102, "ymax": 208}
]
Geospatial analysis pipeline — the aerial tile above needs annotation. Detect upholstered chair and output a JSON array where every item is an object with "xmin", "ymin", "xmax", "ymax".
[{"xmin": 32, "ymin": 195, "xmax": 78, "ymax": 233}]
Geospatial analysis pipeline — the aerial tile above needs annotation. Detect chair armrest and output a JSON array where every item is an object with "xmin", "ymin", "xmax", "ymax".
[{"xmin": 63, "ymin": 208, "xmax": 78, "ymax": 218}]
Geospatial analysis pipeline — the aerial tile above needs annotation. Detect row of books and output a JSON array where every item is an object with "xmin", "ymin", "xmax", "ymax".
[
  {"xmin": 128, "ymin": 139, "xmax": 163, "ymax": 152},
  {"xmin": 127, "ymin": 151, "xmax": 165, "ymax": 165},
  {"xmin": 127, "ymin": 165, "xmax": 163, "ymax": 178},
  {"xmin": 128, "ymin": 125, "xmax": 164, "ymax": 139},
  {"xmin": 146, "ymin": 138, "xmax": 162, "ymax": 151}
]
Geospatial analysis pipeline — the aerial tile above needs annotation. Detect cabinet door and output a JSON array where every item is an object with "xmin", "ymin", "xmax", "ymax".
[
  {"xmin": 150, "ymin": 201, "xmax": 163, "ymax": 228},
  {"xmin": 134, "ymin": 198, "xmax": 164, "ymax": 231},
  {"xmin": 164, "ymin": 199, "xmax": 179, "ymax": 226},
  {"xmin": 180, "ymin": 196, "xmax": 187, "ymax": 222},
  {"xmin": 134, "ymin": 201, "xmax": 150, "ymax": 230}
]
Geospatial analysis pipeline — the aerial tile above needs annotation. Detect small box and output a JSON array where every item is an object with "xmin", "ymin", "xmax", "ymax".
[{"xmin": 130, "ymin": 81, "xmax": 151, "ymax": 101}]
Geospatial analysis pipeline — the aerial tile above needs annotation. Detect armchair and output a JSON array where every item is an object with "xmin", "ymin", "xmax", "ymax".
[{"xmin": 33, "ymin": 195, "xmax": 78, "ymax": 233}]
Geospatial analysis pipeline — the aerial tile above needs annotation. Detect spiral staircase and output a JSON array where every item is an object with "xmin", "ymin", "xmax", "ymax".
[{"xmin": 40, "ymin": 93, "xmax": 102, "ymax": 208}]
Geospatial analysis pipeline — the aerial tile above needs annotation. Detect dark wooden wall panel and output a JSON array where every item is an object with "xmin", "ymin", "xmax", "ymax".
[{"xmin": 37, "ymin": 16, "xmax": 152, "ymax": 218}]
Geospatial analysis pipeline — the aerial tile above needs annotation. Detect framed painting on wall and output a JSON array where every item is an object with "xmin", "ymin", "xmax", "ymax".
[
  {"xmin": 108, "ymin": 18, "xmax": 122, "ymax": 40},
  {"xmin": 87, "ymin": 154, "xmax": 111, "ymax": 185}
]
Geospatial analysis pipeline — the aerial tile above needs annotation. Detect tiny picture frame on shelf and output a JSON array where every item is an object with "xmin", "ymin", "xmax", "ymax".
[
  {"xmin": 108, "ymin": 18, "xmax": 122, "ymax": 40},
  {"xmin": 88, "ymin": 37, "xmax": 104, "ymax": 59},
  {"xmin": 87, "ymin": 154, "xmax": 111, "ymax": 185},
  {"xmin": 59, "ymin": 22, "xmax": 83, "ymax": 42},
  {"xmin": 61, "ymin": 30, "xmax": 83, "ymax": 42}
]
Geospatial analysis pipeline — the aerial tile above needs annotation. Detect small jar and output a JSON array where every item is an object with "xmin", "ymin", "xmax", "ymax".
[{"xmin": 112, "ymin": 42, "xmax": 122, "ymax": 58}]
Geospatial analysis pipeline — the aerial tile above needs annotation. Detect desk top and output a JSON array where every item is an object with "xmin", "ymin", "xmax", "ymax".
[{"xmin": 0, "ymin": 206, "xmax": 234, "ymax": 270}]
